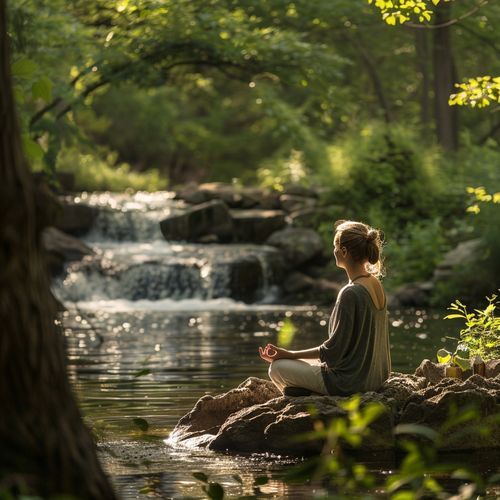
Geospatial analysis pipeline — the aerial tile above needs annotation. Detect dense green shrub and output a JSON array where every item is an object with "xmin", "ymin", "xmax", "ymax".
[
  {"xmin": 384, "ymin": 218, "xmax": 449, "ymax": 288},
  {"xmin": 56, "ymin": 147, "xmax": 167, "ymax": 192}
]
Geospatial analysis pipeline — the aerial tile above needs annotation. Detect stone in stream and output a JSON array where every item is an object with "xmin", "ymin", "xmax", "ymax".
[
  {"xmin": 42, "ymin": 227, "xmax": 94, "ymax": 276},
  {"xmin": 168, "ymin": 361, "xmax": 500, "ymax": 455},
  {"xmin": 266, "ymin": 228, "xmax": 324, "ymax": 268},
  {"xmin": 56, "ymin": 199, "xmax": 98, "ymax": 236},
  {"xmin": 230, "ymin": 209, "xmax": 287, "ymax": 243},
  {"xmin": 278, "ymin": 194, "xmax": 317, "ymax": 213},
  {"xmin": 159, "ymin": 200, "xmax": 234, "ymax": 242},
  {"xmin": 174, "ymin": 182, "xmax": 280, "ymax": 209}
]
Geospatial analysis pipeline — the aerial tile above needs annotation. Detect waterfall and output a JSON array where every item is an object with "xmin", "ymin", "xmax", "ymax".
[{"xmin": 54, "ymin": 192, "xmax": 285, "ymax": 309}]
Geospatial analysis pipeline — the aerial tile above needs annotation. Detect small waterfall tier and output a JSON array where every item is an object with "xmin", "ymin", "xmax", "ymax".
[{"xmin": 54, "ymin": 192, "xmax": 286, "ymax": 308}]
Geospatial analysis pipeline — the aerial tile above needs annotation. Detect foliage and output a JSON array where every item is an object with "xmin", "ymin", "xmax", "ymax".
[
  {"xmin": 55, "ymin": 147, "xmax": 166, "ymax": 192},
  {"xmin": 317, "ymin": 123, "xmax": 444, "ymax": 236},
  {"xmin": 192, "ymin": 395, "xmax": 499, "ymax": 498},
  {"xmin": 384, "ymin": 218, "xmax": 449, "ymax": 288},
  {"xmin": 445, "ymin": 294, "xmax": 500, "ymax": 360},
  {"xmin": 466, "ymin": 186, "xmax": 500, "ymax": 215},
  {"xmin": 449, "ymin": 76, "xmax": 500, "ymax": 108},
  {"xmin": 436, "ymin": 343, "xmax": 470, "ymax": 371},
  {"xmin": 367, "ymin": 0, "xmax": 450, "ymax": 25}
]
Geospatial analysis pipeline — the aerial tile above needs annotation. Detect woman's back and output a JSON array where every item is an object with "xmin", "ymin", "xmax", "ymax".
[{"xmin": 320, "ymin": 283, "xmax": 391, "ymax": 395}]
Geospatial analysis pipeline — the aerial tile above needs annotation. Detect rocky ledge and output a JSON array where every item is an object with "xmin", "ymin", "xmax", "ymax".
[{"xmin": 168, "ymin": 360, "xmax": 500, "ymax": 455}]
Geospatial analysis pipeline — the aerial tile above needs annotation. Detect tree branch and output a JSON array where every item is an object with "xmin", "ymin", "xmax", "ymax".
[{"xmin": 404, "ymin": 0, "xmax": 489, "ymax": 29}]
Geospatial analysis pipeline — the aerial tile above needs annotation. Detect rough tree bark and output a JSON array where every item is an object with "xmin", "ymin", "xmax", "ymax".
[
  {"xmin": 415, "ymin": 29, "xmax": 431, "ymax": 140},
  {"xmin": 0, "ymin": 1, "xmax": 116, "ymax": 498},
  {"xmin": 432, "ymin": 3, "xmax": 459, "ymax": 151}
]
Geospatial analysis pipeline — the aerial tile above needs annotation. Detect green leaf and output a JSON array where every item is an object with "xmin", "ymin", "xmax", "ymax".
[
  {"xmin": 437, "ymin": 349, "xmax": 451, "ymax": 364},
  {"xmin": 133, "ymin": 368, "xmax": 151, "ymax": 378},
  {"xmin": 206, "ymin": 482, "xmax": 224, "ymax": 500},
  {"xmin": 32, "ymin": 76, "xmax": 53, "ymax": 102},
  {"xmin": 193, "ymin": 472, "xmax": 208, "ymax": 483},
  {"xmin": 394, "ymin": 423, "xmax": 439, "ymax": 442},
  {"xmin": 14, "ymin": 85, "xmax": 25, "ymax": 104},
  {"xmin": 455, "ymin": 343, "xmax": 469, "ymax": 359},
  {"xmin": 132, "ymin": 417, "xmax": 149, "ymax": 432},
  {"xmin": 453, "ymin": 355, "xmax": 470, "ymax": 371},
  {"xmin": 277, "ymin": 318, "xmax": 296, "ymax": 348},
  {"xmin": 22, "ymin": 135, "xmax": 44, "ymax": 161},
  {"xmin": 444, "ymin": 314, "xmax": 465, "ymax": 320},
  {"xmin": 12, "ymin": 58, "xmax": 37, "ymax": 79}
]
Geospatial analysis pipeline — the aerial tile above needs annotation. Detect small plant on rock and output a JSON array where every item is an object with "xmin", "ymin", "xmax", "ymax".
[{"xmin": 444, "ymin": 293, "xmax": 500, "ymax": 360}]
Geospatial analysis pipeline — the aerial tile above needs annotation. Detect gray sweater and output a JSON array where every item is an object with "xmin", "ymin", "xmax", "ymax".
[{"xmin": 319, "ymin": 283, "xmax": 391, "ymax": 396}]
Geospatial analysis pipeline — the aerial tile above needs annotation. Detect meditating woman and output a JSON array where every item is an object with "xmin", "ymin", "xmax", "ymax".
[{"xmin": 259, "ymin": 220, "xmax": 391, "ymax": 397}]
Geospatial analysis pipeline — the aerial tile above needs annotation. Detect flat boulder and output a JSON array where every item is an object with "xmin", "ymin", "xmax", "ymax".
[
  {"xmin": 56, "ymin": 199, "xmax": 98, "ymax": 236},
  {"xmin": 42, "ymin": 227, "xmax": 94, "ymax": 276},
  {"xmin": 230, "ymin": 209, "xmax": 286, "ymax": 243},
  {"xmin": 266, "ymin": 228, "xmax": 324, "ymax": 268},
  {"xmin": 159, "ymin": 200, "xmax": 233, "ymax": 242},
  {"xmin": 168, "ymin": 362, "xmax": 500, "ymax": 455}
]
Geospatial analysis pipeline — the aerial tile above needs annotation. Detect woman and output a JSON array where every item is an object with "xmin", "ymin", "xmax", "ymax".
[{"xmin": 259, "ymin": 220, "xmax": 391, "ymax": 397}]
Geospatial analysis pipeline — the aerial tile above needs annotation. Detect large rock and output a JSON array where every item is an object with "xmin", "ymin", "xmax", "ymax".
[
  {"xmin": 389, "ymin": 281, "xmax": 433, "ymax": 308},
  {"xmin": 266, "ymin": 228, "xmax": 324, "ymax": 268},
  {"xmin": 224, "ymin": 253, "xmax": 285, "ymax": 303},
  {"xmin": 174, "ymin": 183, "xmax": 281, "ymax": 210},
  {"xmin": 230, "ymin": 209, "xmax": 286, "ymax": 243},
  {"xmin": 159, "ymin": 200, "xmax": 234, "ymax": 242},
  {"xmin": 433, "ymin": 239, "xmax": 482, "ymax": 281},
  {"xmin": 278, "ymin": 194, "xmax": 317, "ymax": 213},
  {"xmin": 282, "ymin": 272, "xmax": 341, "ymax": 306},
  {"xmin": 42, "ymin": 227, "xmax": 94, "ymax": 276},
  {"xmin": 56, "ymin": 200, "xmax": 98, "ymax": 236},
  {"xmin": 168, "ymin": 362, "xmax": 500, "ymax": 455}
]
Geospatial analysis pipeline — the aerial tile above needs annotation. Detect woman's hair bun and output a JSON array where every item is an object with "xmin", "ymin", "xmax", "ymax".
[{"xmin": 367, "ymin": 229, "xmax": 378, "ymax": 242}]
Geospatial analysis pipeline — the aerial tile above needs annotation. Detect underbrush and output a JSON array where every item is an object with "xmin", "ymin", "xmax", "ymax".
[{"xmin": 56, "ymin": 147, "xmax": 167, "ymax": 192}]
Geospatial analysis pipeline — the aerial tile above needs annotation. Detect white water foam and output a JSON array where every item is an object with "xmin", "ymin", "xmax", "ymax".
[{"xmin": 69, "ymin": 298, "xmax": 314, "ymax": 313}]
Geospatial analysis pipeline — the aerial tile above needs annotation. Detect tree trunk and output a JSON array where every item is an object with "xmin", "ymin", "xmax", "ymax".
[
  {"xmin": 352, "ymin": 34, "xmax": 392, "ymax": 124},
  {"xmin": 0, "ymin": 2, "xmax": 116, "ymax": 498},
  {"xmin": 432, "ymin": 3, "xmax": 459, "ymax": 150},
  {"xmin": 415, "ymin": 29, "xmax": 431, "ymax": 140}
]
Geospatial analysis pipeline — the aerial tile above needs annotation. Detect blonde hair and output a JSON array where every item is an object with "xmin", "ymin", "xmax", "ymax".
[{"xmin": 334, "ymin": 220, "xmax": 385, "ymax": 277}]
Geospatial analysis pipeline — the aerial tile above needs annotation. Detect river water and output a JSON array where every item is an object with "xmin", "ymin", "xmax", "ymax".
[{"xmin": 55, "ymin": 192, "xmax": 462, "ymax": 499}]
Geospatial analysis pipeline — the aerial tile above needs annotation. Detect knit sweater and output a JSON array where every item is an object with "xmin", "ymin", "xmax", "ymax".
[{"xmin": 319, "ymin": 283, "xmax": 391, "ymax": 396}]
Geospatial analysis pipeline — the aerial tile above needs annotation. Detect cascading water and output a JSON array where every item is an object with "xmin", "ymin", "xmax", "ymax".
[{"xmin": 54, "ymin": 191, "xmax": 285, "ymax": 310}]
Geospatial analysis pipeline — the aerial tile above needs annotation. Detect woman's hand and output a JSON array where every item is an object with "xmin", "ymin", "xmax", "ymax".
[{"xmin": 258, "ymin": 343, "xmax": 293, "ymax": 363}]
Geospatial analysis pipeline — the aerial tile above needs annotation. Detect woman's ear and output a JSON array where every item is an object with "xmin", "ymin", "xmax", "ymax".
[{"xmin": 341, "ymin": 246, "xmax": 347, "ymax": 257}]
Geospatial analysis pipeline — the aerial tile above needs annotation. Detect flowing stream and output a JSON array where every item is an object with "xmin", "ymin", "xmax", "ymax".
[{"xmin": 55, "ymin": 192, "xmax": 466, "ymax": 498}]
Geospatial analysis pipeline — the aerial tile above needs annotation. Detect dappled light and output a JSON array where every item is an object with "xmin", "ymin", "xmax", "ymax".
[{"xmin": 2, "ymin": 0, "xmax": 499, "ymax": 498}]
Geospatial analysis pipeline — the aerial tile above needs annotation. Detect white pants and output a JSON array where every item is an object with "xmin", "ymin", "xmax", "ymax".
[{"xmin": 268, "ymin": 359, "xmax": 329, "ymax": 395}]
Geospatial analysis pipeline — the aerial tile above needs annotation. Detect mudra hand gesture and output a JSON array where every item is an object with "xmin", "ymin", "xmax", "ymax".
[{"xmin": 258, "ymin": 343, "xmax": 290, "ymax": 363}]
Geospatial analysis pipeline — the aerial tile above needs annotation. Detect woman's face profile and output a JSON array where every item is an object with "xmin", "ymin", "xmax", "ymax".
[{"xmin": 333, "ymin": 234, "xmax": 346, "ymax": 268}]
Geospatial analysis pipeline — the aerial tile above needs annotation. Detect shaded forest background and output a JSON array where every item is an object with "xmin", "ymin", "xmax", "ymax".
[{"xmin": 9, "ymin": 0, "xmax": 500, "ymax": 302}]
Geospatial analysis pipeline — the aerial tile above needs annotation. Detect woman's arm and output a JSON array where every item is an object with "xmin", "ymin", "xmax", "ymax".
[{"xmin": 259, "ymin": 343, "xmax": 320, "ymax": 363}]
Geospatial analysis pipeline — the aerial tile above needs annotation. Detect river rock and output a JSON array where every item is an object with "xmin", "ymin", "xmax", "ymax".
[
  {"xmin": 398, "ymin": 375, "xmax": 500, "ymax": 450},
  {"xmin": 433, "ymin": 239, "xmax": 482, "ymax": 281},
  {"xmin": 266, "ymin": 228, "xmax": 324, "ymax": 268},
  {"xmin": 225, "ymin": 252, "xmax": 285, "ymax": 303},
  {"xmin": 159, "ymin": 200, "xmax": 234, "ymax": 242},
  {"xmin": 43, "ymin": 227, "xmax": 94, "ymax": 276},
  {"xmin": 282, "ymin": 184, "xmax": 319, "ymax": 199},
  {"xmin": 230, "ymin": 209, "xmax": 287, "ymax": 243},
  {"xmin": 169, "ymin": 362, "xmax": 500, "ymax": 455},
  {"xmin": 174, "ymin": 182, "xmax": 280, "ymax": 209},
  {"xmin": 279, "ymin": 194, "xmax": 317, "ymax": 213},
  {"xmin": 281, "ymin": 273, "xmax": 341, "ymax": 306},
  {"xmin": 56, "ymin": 199, "xmax": 98, "ymax": 236},
  {"xmin": 389, "ymin": 282, "xmax": 433, "ymax": 308}
]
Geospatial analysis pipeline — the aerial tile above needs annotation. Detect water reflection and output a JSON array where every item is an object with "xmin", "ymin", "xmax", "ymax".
[{"xmin": 64, "ymin": 305, "xmax": 461, "ymax": 498}]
